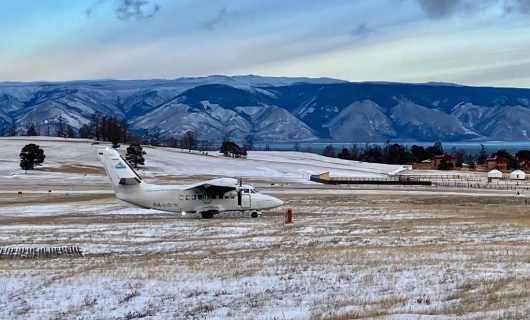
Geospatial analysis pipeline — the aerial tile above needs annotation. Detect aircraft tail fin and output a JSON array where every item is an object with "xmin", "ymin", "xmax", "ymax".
[{"xmin": 97, "ymin": 147, "xmax": 142, "ymax": 191}]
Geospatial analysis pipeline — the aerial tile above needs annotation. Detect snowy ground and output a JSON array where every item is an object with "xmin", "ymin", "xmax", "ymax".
[{"xmin": 1, "ymin": 138, "xmax": 530, "ymax": 319}]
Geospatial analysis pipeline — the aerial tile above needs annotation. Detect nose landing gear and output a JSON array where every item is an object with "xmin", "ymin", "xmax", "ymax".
[{"xmin": 251, "ymin": 211, "xmax": 260, "ymax": 218}]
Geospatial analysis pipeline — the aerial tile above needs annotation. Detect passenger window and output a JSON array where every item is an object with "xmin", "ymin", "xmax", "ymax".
[
  {"xmin": 198, "ymin": 195, "xmax": 203, "ymax": 200},
  {"xmin": 224, "ymin": 196, "xmax": 229, "ymax": 199},
  {"xmin": 179, "ymin": 195, "xmax": 184, "ymax": 200},
  {"xmin": 212, "ymin": 195, "xmax": 216, "ymax": 199},
  {"xmin": 192, "ymin": 195, "xmax": 196, "ymax": 200},
  {"xmin": 185, "ymin": 195, "xmax": 190, "ymax": 200},
  {"xmin": 230, "ymin": 196, "xmax": 235, "ymax": 199}
]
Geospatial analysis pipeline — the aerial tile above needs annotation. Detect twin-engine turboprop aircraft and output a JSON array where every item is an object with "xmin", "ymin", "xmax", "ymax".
[{"xmin": 98, "ymin": 147, "xmax": 284, "ymax": 219}]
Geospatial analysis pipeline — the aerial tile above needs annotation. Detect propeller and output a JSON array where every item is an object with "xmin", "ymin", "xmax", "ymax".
[{"xmin": 239, "ymin": 176, "xmax": 243, "ymax": 187}]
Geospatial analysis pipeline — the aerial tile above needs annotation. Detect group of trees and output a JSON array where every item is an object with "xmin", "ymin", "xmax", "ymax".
[
  {"xmin": 220, "ymin": 139, "xmax": 249, "ymax": 158},
  {"xmin": 320, "ymin": 140, "xmax": 530, "ymax": 169},
  {"xmin": 321, "ymin": 141, "xmax": 447, "ymax": 164},
  {"xmin": 19, "ymin": 142, "xmax": 147, "ymax": 172}
]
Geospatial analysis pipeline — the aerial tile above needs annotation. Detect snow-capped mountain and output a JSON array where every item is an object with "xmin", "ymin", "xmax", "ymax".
[{"xmin": 1, "ymin": 75, "xmax": 530, "ymax": 142}]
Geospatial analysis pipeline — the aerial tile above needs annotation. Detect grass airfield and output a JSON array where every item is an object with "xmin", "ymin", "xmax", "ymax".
[{"xmin": 1, "ymin": 138, "xmax": 530, "ymax": 319}]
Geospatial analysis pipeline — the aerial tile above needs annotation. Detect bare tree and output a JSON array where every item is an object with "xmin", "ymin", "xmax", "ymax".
[
  {"xmin": 181, "ymin": 131, "xmax": 197, "ymax": 152},
  {"xmin": 293, "ymin": 142, "xmax": 301, "ymax": 151},
  {"xmin": 121, "ymin": 119, "xmax": 129, "ymax": 144},
  {"xmin": 0, "ymin": 119, "xmax": 6, "ymax": 137},
  {"xmin": 90, "ymin": 112, "xmax": 101, "ymax": 140},
  {"xmin": 243, "ymin": 135, "xmax": 254, "ymax": 151},
  {"xmin": 57, "ymin": 111, "xmax": 66, "ymax": 137}
]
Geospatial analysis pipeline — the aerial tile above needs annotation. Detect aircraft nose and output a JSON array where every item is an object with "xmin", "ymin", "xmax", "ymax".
[{"xmin": 273, "ymin": 197, "xmax": 284, "ymax": 207}]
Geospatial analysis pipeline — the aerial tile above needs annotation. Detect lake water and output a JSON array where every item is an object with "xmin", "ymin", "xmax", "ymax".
[{"xmin": 253, "ymin": 141, "xmax": 530, "ymax": 155}]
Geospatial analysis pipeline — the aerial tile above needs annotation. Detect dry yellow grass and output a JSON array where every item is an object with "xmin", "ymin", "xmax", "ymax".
[{"xmin": 2, "ymin": 183, "xmax": 530, "ymax": 318}]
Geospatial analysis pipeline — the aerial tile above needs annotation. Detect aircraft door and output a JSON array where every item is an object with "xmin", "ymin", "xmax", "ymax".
[{"xmin": 241, "ymin": 194, "xmax": 251, "ymax": 209}]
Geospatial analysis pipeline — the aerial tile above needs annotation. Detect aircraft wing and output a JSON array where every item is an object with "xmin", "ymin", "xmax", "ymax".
[{"xmin": 181, "ymin": 177, "xmax": 239, "ymax": 193}]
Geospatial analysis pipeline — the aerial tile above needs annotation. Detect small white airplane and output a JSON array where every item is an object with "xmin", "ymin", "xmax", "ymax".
[{"xmin": 98, "ymin": 147, "xmax": 284, "ymax": 219}]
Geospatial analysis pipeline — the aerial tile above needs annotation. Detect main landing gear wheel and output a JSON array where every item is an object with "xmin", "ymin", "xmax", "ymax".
[
  {"xmin": 201, "ymin": 211, "xmax": 214, "ymax": 219},
  {"xmin": 251, "ymin": 211, "xmax": 259, "ymax": 218}
]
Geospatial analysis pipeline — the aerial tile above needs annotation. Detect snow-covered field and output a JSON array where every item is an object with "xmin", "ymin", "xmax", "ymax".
[{"xmin": 1, "ymin": 137, "xmax": 530, "ymax": 319}]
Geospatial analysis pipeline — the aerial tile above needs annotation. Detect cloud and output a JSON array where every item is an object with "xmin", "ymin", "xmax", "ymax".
[
  {"xmin": 504, "ymin": 0, "xmax": 530, "ymax": 14},
  {"xmin": 115, "ymin": 0, "xmax": 160, "ymax": 20},
  {"xmin": 349, "ymin": 23, "xmax": 374, "ymax": 37},
  {"xmin": 205, "ymin": 7, "xmax": 228, "ymax": 30},
  {"xmin": 85, "ymin": 0, "xmax": 106, "ymax": 18},
  {"xmin": 410, "ymin": 0, "xmax": 530, "ymax": 19},
  {"xmin": 414, "ymin": 0, "xmax": 462, "ymax": 19},
  {"xmin": 85, "ymin": 0, "xmax": 161, "ymax": 20}
]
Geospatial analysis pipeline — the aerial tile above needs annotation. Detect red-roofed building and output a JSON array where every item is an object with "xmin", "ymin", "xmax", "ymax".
[
  {"xmin": 486, "ymin": 156, "xmax": 508, "ymax": 171},
  {"xmin": 431, "ymin": 154, "xmax": 457, "ymax": 169},
  {"xmin": 519, "ymin": 159, "xmax": 530, "ymax": 171}
]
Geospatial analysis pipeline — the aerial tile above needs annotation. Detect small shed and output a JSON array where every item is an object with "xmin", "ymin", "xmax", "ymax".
[
  {"xmin": 510, "ymin": 170, "xmax": 526, "ymax": 180},
  {"xmin": 487, "ymin": 169, "xmax": 503, "ymax": 179}
]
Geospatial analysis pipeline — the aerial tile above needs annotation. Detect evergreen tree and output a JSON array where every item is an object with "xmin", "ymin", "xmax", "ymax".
[
  {"xmin": 126, "ymin": 143, "xmax": 145, "ymax": 168},
  {"xmin": 361, "ymin": 144, "xmax": 383, "ymax": 163},
  {"xmin": 26, "ymin": 122, "xmax": 38, "ymax": 136},
  {"xmin": 220, "ymin": 139, "xmax": 243, "ymax": 157},
  {"xmin": 516, "ymin": 150, "xmax": 530, "ymax": 161},
  {"xmin": 350, "ymin": 144, "xmax": 361, "ymax": 160},
  {"xmin": 321, "ymin": 144, "xmax": 336, "ymax": 158},
  {"xmin": 433, "ymin": 141, "xmax": 444, "ymax": 155},
  {"xmin": 66, "ymin": 125, "xmax": 76, "ymax": 138},
  {"xmin": 385, "ymin": 143, "xmax": 411, "ymax": 164},
  {"xmin": 78, "ymin": 124, "xmax": 91, "ymax": 139},
  {"xmin": 410, "ymin": 145, "xmax": 428, "ymax": 162},
  {"xmin": 19, "ymin": 143, "xmax": 46, "ymax": 173},
  {"xmin": 337, "ymin": 147, "xmax": 351, "ymax": 160},
  {"xmin": 9, "ymin": 122, "xmax": 17, "ymax": 136}
]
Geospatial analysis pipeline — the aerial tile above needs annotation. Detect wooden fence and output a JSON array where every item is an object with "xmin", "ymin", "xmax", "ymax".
[{"xmin": 0, "ymin": 246, "xmax": 85, "ymax": 259}]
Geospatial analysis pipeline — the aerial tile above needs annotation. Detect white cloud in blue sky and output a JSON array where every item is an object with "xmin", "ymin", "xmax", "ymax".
[{"xmin": 0, "ymin": 0, "xmax": 529, "ymax": 87}]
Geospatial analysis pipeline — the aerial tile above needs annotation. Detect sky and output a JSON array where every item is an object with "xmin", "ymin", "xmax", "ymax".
[{"xmin": 0, "ymin": 0, "xmax": 530, "ymax": 87}]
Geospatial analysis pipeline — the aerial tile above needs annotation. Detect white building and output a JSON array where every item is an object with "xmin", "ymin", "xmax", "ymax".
[
  {"xmin": 487, "ymin": 169, "xmax": 503, "ymax": 179},
  {"xmin": 510, "ymin": 170, "xmax": 526, "ymax": 180}
]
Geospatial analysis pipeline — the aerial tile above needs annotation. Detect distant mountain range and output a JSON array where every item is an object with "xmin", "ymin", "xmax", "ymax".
[{"xmin": 1, "ymin": 75, "xmax": 530, "ymax": 142}]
